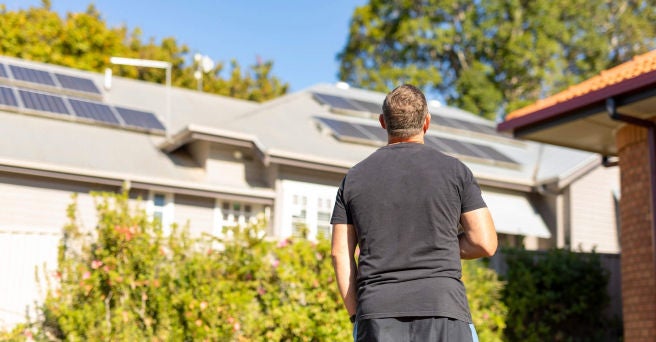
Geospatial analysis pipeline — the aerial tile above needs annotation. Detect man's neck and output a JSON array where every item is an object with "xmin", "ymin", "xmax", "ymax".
[{"xmin": 387, "ymin": 134, "xmax": 424, "ymax": 145}]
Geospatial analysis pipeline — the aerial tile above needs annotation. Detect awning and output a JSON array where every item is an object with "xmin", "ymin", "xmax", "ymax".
[{"xmin": 481, "ymin": 190, "xmax": 551, "ymax": 238}]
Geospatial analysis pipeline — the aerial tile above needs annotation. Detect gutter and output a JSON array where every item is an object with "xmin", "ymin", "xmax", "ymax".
[
  {"xmin": 498, "ymin": 69, "xmax": 656, "ymax": 134},
  {"xmin": 606, "ymin": 97, "xmax": 656, "ymax": 283},
  {"xmin": 0, "ymin": 159, "xmax": 275, "ymax": 205}
]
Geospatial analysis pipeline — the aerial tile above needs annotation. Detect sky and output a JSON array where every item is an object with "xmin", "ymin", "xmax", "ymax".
[{"xmin": 5, "ymin": 0, "xmax": 368, "ymax": 92}]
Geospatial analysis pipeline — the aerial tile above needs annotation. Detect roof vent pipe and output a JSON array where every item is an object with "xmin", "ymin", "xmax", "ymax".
[{"xmin": 104, "ymin": 68, "xmax": 112, "ymax": 90}]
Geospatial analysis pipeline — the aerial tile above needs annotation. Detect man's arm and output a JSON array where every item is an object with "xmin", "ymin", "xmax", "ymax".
[
  {"xmin": 459, "ymin": 207, "xmax": 498, "ymax": 259},
  {"xmin": 331, "ymin": 223, "xmax": 358, "ymax": 316}
]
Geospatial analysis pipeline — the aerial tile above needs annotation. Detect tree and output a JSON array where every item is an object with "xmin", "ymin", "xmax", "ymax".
[
  {"xmin": 338, "ymin": 0, "xmax": 656, "ymax": 119},
  {"xmin": 0, "ymin": 1, "xmax": 288, "ymax": 102}
]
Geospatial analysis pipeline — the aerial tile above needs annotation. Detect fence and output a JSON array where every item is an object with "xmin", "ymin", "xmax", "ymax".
[{"xmin": 0, "ymin": 229, "xmax": 61, "ymax": 330}]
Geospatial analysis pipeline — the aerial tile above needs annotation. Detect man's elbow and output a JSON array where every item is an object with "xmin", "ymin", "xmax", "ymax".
[
  {"xmin": 481, "ymin": 234, "xmax": 498, "ymax": 257},
  {"xmin": 331, "ymin": 248, "xmax": 348, "ymax": 267}
]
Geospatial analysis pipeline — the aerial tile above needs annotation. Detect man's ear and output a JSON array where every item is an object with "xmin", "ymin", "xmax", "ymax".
[
  {"xmin": 423, "ymin": 113, "xmax": 431, "ymax": 133},
  {"xmin": 379, "ymin": 114, "xmax": 386, "ymax": 129}
]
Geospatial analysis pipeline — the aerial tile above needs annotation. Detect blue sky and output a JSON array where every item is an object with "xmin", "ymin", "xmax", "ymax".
[{"xmin": 5, "ymin": 1, "xmax": 368, "ymax": 92}]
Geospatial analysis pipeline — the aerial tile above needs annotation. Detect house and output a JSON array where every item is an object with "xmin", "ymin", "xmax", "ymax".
[
  {"xmin": 498, "ymin": 50, "xmax": 656, "ymax": 341},
  {"xmin": 0, "ymin": 56, "xmax": 619, "ymax": 328}
]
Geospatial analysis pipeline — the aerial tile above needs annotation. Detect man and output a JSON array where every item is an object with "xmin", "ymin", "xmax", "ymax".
[{"xmin": 330, "ymin": 84, "xmax": 497, "ymax": 342}]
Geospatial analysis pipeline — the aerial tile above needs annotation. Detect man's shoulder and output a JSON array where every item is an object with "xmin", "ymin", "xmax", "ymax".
[{"xmin": 346, "ymin": 143, "xmax": 465, "ymax": 174}]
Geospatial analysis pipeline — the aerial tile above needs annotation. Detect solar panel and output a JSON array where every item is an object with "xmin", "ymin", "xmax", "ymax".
[
  {"xmin": 431, "ymin": 115, "xmax": 501, "ymax": 136},
  {"xmin": 55, "ymin": 73, "xmax": 101, "ymax": 94},
  {"xmin": 69, "ymin": 99, "xmax": 120, "ymax": 125},
  {"xmin": 430, "ymin": 116, "xmax": 455, "ymax": 129},
  {"xmin": 0, "ymin": 64, "xmax": 7, "ymax": 78},
  {"xmin": 350, "ymin": 99, "xmax": 383, "ymax": 114},
  {"xmin": 427, "ymin": 135, "xmax": 517, "ymax": 164},
  {"xmin": 424, "ymin": 136, "xmax": 453, "ymax": 154},
  {"xmin": 115, "ymin": 107, "xmax": 165, "ymax": 131},
  {"xmin": 451, "ymin": 118, "xmax": 498, "ymax": 135},
  {"xmin": 313, "ymin": 93, "xmax": 361, "ymax": 111},
  {"xmin": 10, "ymin": 65, "xmax": 56, "ymax": 86},
  {"xmin": 18, "ymin": 89, "xmax": 69, "ymax": 115},
  {"xmin": 356, "ymin": 123, "xmax": 387, "ymax": 142},
  {"xmin": 316, "ymin": 117, "xmax": 370, "ymax": 140},
  {"xmin": 438, "ymin": 137, "xmax": 484, "ymax": 158},
  {"xmin": 469, "ymin": 144, "xmax": 517, "ymax": 164},
  {"xmin": 0, "ymin": 86, "xmax": 18, "ymax": 107}
]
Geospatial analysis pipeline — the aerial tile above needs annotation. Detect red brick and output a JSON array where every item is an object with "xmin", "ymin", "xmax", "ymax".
[{"xmin": 616, "ymin": 123, "xmax": 656, "ymax": 341}]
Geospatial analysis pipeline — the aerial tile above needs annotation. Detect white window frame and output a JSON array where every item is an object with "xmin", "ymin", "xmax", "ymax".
[
  {"xmin": 279, "ymin": 180, "xmax": 337, "ymax": 240},
  {"xmin": 213, "ymin": 199, "xmax": 264, "ymax": 237},
  {"xmin": 147, "ymin": 191, "xmax": 174, "ymax": 235}
]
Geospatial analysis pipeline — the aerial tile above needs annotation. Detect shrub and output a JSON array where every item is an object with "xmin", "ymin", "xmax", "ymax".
[
  {"xmin": 462, "ymin": 259, "xmax": 507, "ymax": 341},
  {"xmin": 6, "ymin": 191, "xmax": 509, "ymax": 341},
  {"xmin": 20, "ymin": 192, "xmax": 350, "ymax": 341},
  {"xmin": 501, "ymin": 247, "xmax": 614, "ymax": 342}
]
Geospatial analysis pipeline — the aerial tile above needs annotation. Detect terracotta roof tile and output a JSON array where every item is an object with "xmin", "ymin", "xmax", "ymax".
[{"xmin": 506, "ymin": 50, "xmax": 656, "ymax": 120}]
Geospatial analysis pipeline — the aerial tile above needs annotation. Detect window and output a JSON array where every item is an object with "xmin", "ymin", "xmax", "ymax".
[
  {"xmin": 148, "ymin": 192, "xmax": 173, "ymax": 235},
  {"xmin": 215, "ymin": 200, "xmax": 262, "ymax": 236},
  {"xmin": 280, "ymin": 180, "xmax": 338, "ymax": 240},
  {"xmin": 316, "ymin": 197, "xmax": 332, "ymax": 238},
  {"xmin": 153, "ymin": 194, "xmax": 165, "ymax": 221},
  {"xmin": 291, "ymin": 195, "xmax": 308, "ymax": 237}
]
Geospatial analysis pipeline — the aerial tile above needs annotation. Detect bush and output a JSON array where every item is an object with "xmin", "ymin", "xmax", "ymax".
[
  {"xmin": 18, "ymin": 192, "xmax": 350, "ymax": 341},
  {"xmin": 501, "ymin": 247, "xmax": 615, "ymax": 342},
  {"xmin": 462, "ymin": 259, "xmax": 507, "ymax": 341},
  {"xmin": 5, "ymin": 191, "xmax": 509, "ymax": 341}
]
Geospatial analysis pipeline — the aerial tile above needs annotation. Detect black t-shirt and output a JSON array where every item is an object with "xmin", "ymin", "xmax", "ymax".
[{"xmin": 331, "ymin": 142, "xmax": 486, "ymax": 323}]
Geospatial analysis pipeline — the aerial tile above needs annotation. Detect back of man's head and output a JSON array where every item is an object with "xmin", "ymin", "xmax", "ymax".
[{"xmin": 382, "ymin": 84, "xmax": 428, "ymax": 139}]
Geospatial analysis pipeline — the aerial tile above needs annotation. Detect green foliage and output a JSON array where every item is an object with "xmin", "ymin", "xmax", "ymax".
[
  {"xmin": 501, "ymin": 247, "xmax": 617, "ymax": 341},
  {"xmin": 462, "ymin": 259, "xmax": 507, "ymax": 341},
  {"xmin": 2, "ymin": 191, "xmax": 511, "ymax": 341},
  {"xmin": 339, "ymin": 0, "xmax": 656, "ymax": 119},
  {"xmin": 0, "ymin": 2, "xmax": 288, "ymax": 102},
  {"xmin": 19, "ymin": 192, "xmax": 349, "ymax": 341}
]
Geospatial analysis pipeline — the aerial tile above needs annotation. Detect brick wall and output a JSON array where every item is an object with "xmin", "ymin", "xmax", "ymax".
[{"xmin": 616, "ymin": 123, "xmax": 656, "ymax": 340}]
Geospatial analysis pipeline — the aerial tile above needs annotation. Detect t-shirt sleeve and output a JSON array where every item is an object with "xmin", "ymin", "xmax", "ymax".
[
  {"xmin": 330, "ymin": 177, "xmax": 352, "ymax": 224},
  {"xmin": 460, "ymin": 163, "xmax": 487, "ymax": 213}
]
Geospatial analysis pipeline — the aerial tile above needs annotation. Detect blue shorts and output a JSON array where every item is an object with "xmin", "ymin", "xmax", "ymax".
[{"xmin": 353, "ymin": 316, "xmax": 479, "ymax": 342}]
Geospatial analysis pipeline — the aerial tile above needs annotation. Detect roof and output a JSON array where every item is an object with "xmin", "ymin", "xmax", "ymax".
[
  {"xmin": 218, "ymin": 83, "xmax": 597, "ymax": 189},
  {"xmin": 498, "ymin": 50, "xmax": 656, "ymax": 155},
  {"xmin": 0, "ymin": 57, "xmax": 602, "ymax": 233}
]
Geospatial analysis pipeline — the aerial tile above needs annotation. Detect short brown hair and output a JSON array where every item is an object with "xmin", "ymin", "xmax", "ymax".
[{"xmin": 382, "ymin": 84, "xmax": 428, "ymax": 138}]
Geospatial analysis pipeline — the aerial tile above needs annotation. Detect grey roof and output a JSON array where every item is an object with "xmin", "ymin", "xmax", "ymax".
[
  {"xmin": 224, "ymin": 83, "xmax": 598, "ymax": 187},
  {"xmin": 0, "ymin": 57, "xmax": 598, "ymax": 197},
  {"xmin": 0, "ymin": 56, "xmax": 271, "ymax": 199}
]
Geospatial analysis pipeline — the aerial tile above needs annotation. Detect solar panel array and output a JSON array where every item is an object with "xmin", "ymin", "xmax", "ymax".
[
  {"xmin": 314, "ymin": 93, "xmax": 382, "ymax": 113},
  {"xmin": 313, "ymin": 92, "xmax": 500, "ymax": 137},
  {"xmin": 0, "ymin": 62, "xmax": 101, "ymax": 96},
  {"xmin": 316, "ymin": 117, "xmax": 517, "ymax": 165},
  {"xmin": 0, "ymin": 85, "xmax": 165, "ymax": 132}
]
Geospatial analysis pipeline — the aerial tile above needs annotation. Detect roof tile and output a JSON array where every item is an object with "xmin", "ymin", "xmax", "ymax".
[{"xmin": 506, "ymin": 50, "xmax": 656, "ymax": 120}]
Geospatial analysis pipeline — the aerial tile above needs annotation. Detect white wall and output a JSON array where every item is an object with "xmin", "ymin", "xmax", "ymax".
[
  {"xmin": 174, "ymin": 194, "xmax": 215, "ymax": 236},
  {"xmin": 0, "ymin": 175, "xmax": 105, "ymax": 329},
  {"xmin": 569, "ymin": 165, "xmax": 620, "ymax": 253},
  {"xmin": 205, "ymin": 145, "xmax": 266, "ymax": 188}
]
